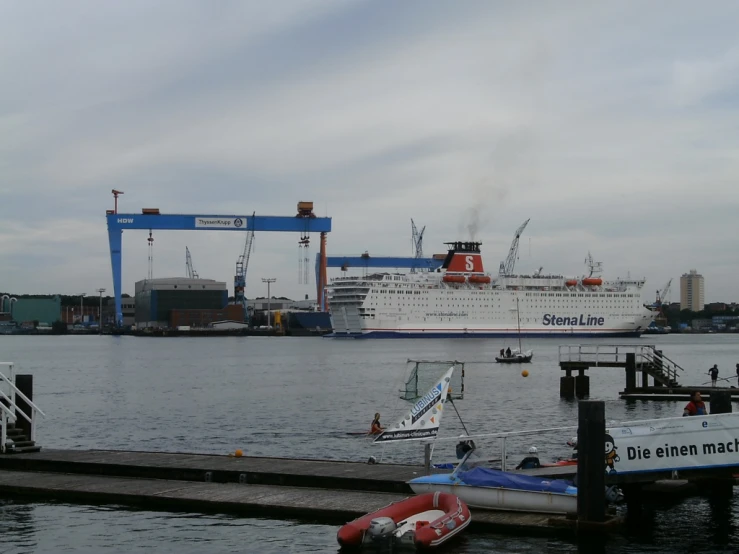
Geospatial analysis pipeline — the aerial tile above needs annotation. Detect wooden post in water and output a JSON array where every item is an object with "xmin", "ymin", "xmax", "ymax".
[
  {"xmin": 710, "ymin": 390, "xmax": 732, "ymax": 415},
  {"xmin": 575, "ymin": 369, "xmax": 590, "ymax": 398},
  {"xmin": 560, "ymin": 367, "xmax": 576, "ymax": 399},
  {"xmin": 700, "ymin": 390, "xmax": 733, "ymax": 498},
  {"xmin": 625, "ymin": 353, "xmax": 636, "ymax": 392},
  {"xmin": 14, "ymin": 375, "xmax": 33, "ymax": 438},
  {"xmin": 577, "ymin": 400, "xmax": 605, "ymax": 523}
]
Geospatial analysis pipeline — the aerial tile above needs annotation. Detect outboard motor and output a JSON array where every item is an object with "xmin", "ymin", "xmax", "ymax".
[
  {"xmin": 367, "ymin": 517, "xmax": 396, "ymax": 541},
  {"xmin": 366, "ymin": 516, "xmax": 398, "ymax": 551}
]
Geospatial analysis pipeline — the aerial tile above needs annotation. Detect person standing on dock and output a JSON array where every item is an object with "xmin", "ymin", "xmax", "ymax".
[
  {"xmin": 735, "ymin": 363, "xmax": 739, "ymax": 386},
  {"xmin": 683, "ymin": 391, "xmax": 707, "ymax": 416},
  {"xmin": 708, "ymin": 364, "xmax": 719, "ymax": 387}
]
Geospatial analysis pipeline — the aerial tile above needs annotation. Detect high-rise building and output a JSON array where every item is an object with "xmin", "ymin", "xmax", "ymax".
[{"xmin": 680, "ymin": 270, "xmax": 705, "ymax": 311}]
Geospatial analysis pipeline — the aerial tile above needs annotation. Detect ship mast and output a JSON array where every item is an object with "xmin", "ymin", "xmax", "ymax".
[{"xmin": 516, "ymin": 297, "xmax": 522, "ymax": 352}]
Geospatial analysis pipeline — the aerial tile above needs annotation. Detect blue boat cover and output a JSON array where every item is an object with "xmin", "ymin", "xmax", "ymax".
[{"xmin": 457, "ymin": 467, "xmax": 576, "ymax": 494}]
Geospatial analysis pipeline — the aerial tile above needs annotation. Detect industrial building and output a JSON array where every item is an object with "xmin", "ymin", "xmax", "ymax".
[
  {"xmin": 8, "ymin": 297, "xmax": 61, "ymax": 326},
  {"xmin": 680, "ymin": 270, "xmax": 705, "ymax": 311},
  {"xmin": 134, "ymin": 278, "xmax": 230, "ymax": 328}
]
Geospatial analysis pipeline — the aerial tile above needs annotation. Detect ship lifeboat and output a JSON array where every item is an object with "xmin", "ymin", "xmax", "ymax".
[
  {"xmin": 582, "ymin": 278, "xmax": 603, "ymax": 286},
  {"xmin": 442, "ymin": 275, "xmax": 467, "ymax": 284},
  {"xmin": 565, "ymin": 279, "xmax": 578, "ymax": 287},
  {"xmin": 337, "ymin": 492, "xmax": 471, "ymax": 549},
  {"xmin": 468, "ymin": 275, "xmax": 491, "ymax": 284}
]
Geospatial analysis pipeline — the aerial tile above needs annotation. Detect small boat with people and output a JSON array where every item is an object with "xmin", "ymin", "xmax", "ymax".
[
  {"xmin": 336, "ymin": 492, "xmax": 471, "ymax": 549},
  {"xmin": 495, "ymin": 298, "xmax": 533, "ymax": 363},
  {"xmin": 495, "ymin": 347, "xmax": 533, "ymax": 364}
]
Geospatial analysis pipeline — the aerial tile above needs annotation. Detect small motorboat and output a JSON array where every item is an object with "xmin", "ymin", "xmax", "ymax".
[
  {"xmin": 336, "ymin": 492, "xmax": 471, "ymax": 549},
  {"xmin": 408, "ymin": 467, "xmax": 577, "ymax": 515},
  {"xmin": 495, "ymin": 348, "xmax": 533, "ymax": 364}
]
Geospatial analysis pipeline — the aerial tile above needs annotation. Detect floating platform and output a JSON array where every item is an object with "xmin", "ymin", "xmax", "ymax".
[
  {"xmin": 0, "ymin": 450, "xmax": 582, "ymax": 536},
  {"xmin": 619, "ymin": 386, "xmax": 739, "ymax": 401}
]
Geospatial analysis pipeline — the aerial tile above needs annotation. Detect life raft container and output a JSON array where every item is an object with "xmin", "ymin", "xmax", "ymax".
[{"xmin": 337, "ymin": 491, "xmax": 471, "ymax": 549}]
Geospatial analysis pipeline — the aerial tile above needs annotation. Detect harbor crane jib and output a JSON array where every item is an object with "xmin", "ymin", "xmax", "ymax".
[
  {"xmin": 106, "ymin": 196, "xmax": 331, "ymax": 326},
  {"xmin": 234, "ymin": 212, "xmax": 256, "ymax": 322},
  {"xmin": 185, "ymin": 247, "xmax": 199, "ymax": 279},
  {"xmin": 499, "ymin": 218, "xmax": 530, "ymax": 276},
  {"xmin": 655, "ymin": 278, "xmax": 672, "ymax": 306},
  {"xmin": 410, "ymin": 219, "xmax": 426, "ymax": 273}
]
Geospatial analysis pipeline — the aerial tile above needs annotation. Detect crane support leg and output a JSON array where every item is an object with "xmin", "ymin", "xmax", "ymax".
[
  {"xmin": 318, "ymin": 232, "xmax": 328, "ymax": 311},
  {"xmin": 107, "ymin": 226, "xmax": 123, "ymax": 325}
]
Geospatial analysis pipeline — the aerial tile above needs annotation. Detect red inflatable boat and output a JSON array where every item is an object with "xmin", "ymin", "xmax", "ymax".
[{"xmin": 337, "ymin": 491, "xmax": 471, "ymax": 549}]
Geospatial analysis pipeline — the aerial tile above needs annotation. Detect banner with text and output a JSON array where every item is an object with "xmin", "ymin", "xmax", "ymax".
[
  {"xmin": 194, "ymin": 217, "xmax": 245, "ymax": 229},
  {"xmin": 606, "ymin": 413, "xmax": 739, "ymax": 474}
]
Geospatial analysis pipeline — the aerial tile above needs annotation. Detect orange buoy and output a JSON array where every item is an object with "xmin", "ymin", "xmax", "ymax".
[
  {"xmin": 521, "ymin": 370, "xmax": 529, "ymax": 377},
  {"xmin": 234, "ymin": 449, "xmax": 243, "ymax": 457}
]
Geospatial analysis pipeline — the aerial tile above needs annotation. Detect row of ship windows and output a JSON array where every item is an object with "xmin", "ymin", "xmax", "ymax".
[
  {"xmin": 362, "ymin": 302, "xmax": 627, "ymax": 308},
  {"xmin": 350, "ymin": 290, "xmax": 636, "ymax": 298},
  {"xmin": 358, "ymin": 315, "xmax": 626, "ymax": 321}
]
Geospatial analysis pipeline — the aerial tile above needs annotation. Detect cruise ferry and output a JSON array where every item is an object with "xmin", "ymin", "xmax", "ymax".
[{"xmin": 327, "ymin": 241, "xmax": 655, "ymax": 338}]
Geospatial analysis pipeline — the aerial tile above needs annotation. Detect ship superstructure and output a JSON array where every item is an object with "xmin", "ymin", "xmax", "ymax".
[{"xmin": 327, "ymin": 241, "xmax": 654, "ymax": 338}]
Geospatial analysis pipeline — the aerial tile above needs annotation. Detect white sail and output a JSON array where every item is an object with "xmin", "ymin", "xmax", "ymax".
[{"xmin": 374, "ymin": 366, "xmax": 454, "ymax": 443}]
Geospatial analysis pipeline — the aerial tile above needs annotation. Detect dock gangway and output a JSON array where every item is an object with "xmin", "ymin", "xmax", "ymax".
[
  {"xmin": 558, "ymin": 344, "xmax": 685, "ymax": 388},
  {"xmin": 0, "ymin": 362, "xmax": 45, "ymax": 454}
]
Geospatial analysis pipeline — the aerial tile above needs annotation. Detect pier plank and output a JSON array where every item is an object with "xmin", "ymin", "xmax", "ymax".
[
  {"xmin": 0, "ymin": 470, "xmax": 570, "ymax": 536},
  {"xmin": 0, "ymin": 449, "xmax": 432, "ymax": 492}
]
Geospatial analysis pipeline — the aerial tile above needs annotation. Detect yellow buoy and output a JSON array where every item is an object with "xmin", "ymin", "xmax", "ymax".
[
  {"xmin": 234, "ymin": 449, "xmax": 243, "ymax": 458},
  {"xmin": 521, "ymin": 370, "xmax": 529, "ymax": 378}
]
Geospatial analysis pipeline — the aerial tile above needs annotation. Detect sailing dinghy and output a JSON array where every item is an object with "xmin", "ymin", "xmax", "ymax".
[{"xmin": 495, "ymin": 298, "xmax": 533, "ymax": 363}]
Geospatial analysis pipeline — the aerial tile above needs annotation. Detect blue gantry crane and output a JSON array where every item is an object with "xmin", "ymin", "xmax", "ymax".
[
  {"xmin": 314, "ymin": 218, "xmax": 442, "ymax": 285},
  {"xmin": 106, "ymin": 195, "xmax": 331, "ymax": 325}
]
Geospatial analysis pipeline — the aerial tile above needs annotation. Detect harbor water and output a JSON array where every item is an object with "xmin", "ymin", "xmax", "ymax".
[{"xmin": 1, "ymin": 334, "xmax": 738, "ymax": 553}]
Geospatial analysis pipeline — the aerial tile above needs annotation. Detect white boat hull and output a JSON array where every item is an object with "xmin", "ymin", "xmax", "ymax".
[{"xmin": 408, "ymin": 482, "xmax": 577, "ymax": 515}]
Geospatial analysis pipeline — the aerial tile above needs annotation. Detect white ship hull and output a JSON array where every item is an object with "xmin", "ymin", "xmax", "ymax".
[{"xmin": 327, "ymin": 242, "xmax": 654, "ymax": 339}]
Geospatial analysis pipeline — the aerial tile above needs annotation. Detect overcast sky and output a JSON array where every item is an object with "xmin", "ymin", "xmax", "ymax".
[{"xmin": 1, "ymin": 0, "xmax": 738, "ymax": 304}]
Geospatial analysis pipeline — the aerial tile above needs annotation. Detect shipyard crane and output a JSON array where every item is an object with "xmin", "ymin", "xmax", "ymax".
[
  {"xmin": 234, "ymin": 212, "xmax": 256, "ymax": 322},
  {"xmin": 410, "ymin": 219, "xmax": 426, "ymax": 273},
  {"xmin": 656, "ymin": 278, "xmax": 672, "ymax": 306},
  {"xmin": 185, "ymin": 247, "xmax": 199, "ymax": 279},
  {"xmin": 498, "ymin": 218, "xmax": 530, "ymax": 276},
  {"xmin": 411, "ymin": 219, "xmax": 425, "ymax": 258}
]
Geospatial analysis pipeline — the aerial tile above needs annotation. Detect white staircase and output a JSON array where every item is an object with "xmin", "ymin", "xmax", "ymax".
[{"xmin": 0, "ymin": 362, "xmax": 45, "ymax": 454}]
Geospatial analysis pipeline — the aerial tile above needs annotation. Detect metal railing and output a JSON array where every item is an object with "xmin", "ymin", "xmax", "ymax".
[
  {"xmin": 639, "ymin": 348, "xmax": 685, "ymax": 385},
  {"xmin": 0, "ymin": 362, "xmax": 46, "ymax": 454},
  {"xmin": 558, "ymin": 344, "xmax": 685, "ymax": 385},
  {"xmin": 429, "ymin": 424, "xmax": 578, "ymax": 472},
  {"xmin": 558, "ymin": 344, "xmax": 655, "ymax": 365}
]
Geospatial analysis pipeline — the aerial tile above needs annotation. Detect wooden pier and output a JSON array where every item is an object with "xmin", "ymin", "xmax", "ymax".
[
  {"xmin": 559, "ymin": 344, "xmax": 739, "ymax": 401},
  {"xmin": 0, "ymin": 450, "xmax": 577, "ymax": 537}
]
